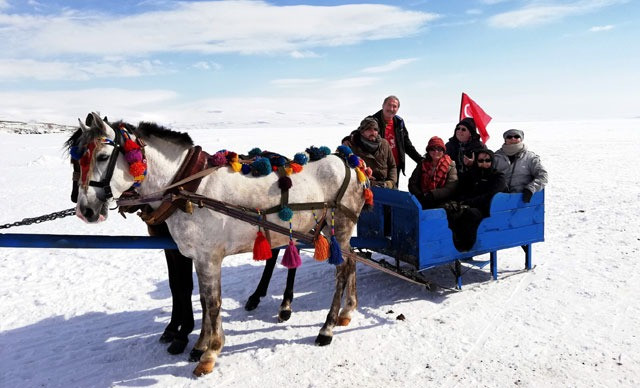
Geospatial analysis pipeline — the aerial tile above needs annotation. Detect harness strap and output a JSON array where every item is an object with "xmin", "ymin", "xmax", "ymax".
[{"xmin": 141, "ymin": 146, "xmax": 209, "ymax": 225}]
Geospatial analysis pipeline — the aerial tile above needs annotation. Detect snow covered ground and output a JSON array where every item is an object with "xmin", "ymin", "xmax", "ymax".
[{"xmin": 1, "ymin": 118, "xmax": 639, "ymax": 387}]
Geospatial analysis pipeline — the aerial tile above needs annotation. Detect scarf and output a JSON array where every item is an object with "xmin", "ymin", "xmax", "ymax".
[
  {"xmin": 420, "ymin": 154, "xmax": 452, "ymax": 192},
  {"xmin": 501, "ymin": 142, "xmax": 525, "ymax": 156},
  {"xmin": 354, "ymin": 132, "xmax": 380, "ymax": 154}
]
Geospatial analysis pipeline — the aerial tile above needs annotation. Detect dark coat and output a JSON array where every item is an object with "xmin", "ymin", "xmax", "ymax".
[
  {"xmin": 455, "ymin": 157, "xmax": 507, "ymax": 217},
  {"xmin": 350, "ymin": 133, "xmax": 397, "ymax": 187},
  {"xmin": 445, "ymin": 125, "xmax": 486, "ymax": 175},
  {"xmin": 408, "ymin": 157, "xmax": 458, "ymax": 209},
  {"xmin": 370, "ymin": 110, "xmax": 422, "ymax": 175}
]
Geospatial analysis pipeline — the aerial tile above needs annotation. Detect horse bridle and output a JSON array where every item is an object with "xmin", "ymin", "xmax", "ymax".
[{"xmin": 72, "ymin": 123, "xmax": 125, "ymax": 203}]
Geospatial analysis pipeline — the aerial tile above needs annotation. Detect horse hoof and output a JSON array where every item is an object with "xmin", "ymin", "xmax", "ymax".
[
  {"xmin": 159, "ymin": 329, "xmax": 177, "ymax": 344},
  {"xmin": 167, "ymin": 338, "xmax": 188, "ymax": 355},
  {"xmin": 315, "ymin": 334, "xmax": 333, "ymax": 346},
  {"xmin": 278, "ymin": 310, "xmax": 292, "ymax": 322},
  {"xmin": 188, "ymin": 348, "xmax": 205, "ymax": 362},
  {"xmin": 337, "ymin": 317, "xmax": 351, "ymax": 326},
  {"xmin": 193, "ymin": 360, "xmax": 214, "ymax": 376},
  {"xmin": 244, "ymin": 295, "xmax": 260, "ymax": 311}
]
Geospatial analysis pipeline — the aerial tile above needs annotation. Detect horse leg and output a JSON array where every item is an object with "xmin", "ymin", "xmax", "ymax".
[
  {"xmin": 149, "ymin": 222, "xmax": 195, "ymax": 355},
  {"xmin": 192, "ymin": 257, "xmax": 225, "ymax": 377},
  {"xmin": 165, "ymin": 249, "xmax": 194, "ymax": 355},
  {"xmin": 315, "ymin": 216, "xmax": 358, "ymax": 345},
  {"xmin": 278, "ymin": 267, "xmax": 297, "ymax": 322},
  {"xmin": 245, "ymin": 248, "xmax": 280, "ymax": 311}
]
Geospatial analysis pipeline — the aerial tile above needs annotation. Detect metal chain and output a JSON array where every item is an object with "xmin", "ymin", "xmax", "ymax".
[{"xmin": 0, "ymin": 208, "xmax": 76, "ymax": 230}]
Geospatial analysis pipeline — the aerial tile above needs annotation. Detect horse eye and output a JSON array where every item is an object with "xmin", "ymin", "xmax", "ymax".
[{"xmin": 96, "ymin": 154, "xmax": 110, "ymax": 162}]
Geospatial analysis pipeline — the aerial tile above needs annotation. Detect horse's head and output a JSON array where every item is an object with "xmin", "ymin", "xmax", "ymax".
[{"xmin": 65, "ymin": 112, "xmax": 143, "ymax": 223}]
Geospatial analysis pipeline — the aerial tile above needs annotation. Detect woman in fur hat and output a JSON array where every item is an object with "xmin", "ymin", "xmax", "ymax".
[
  {"xmin": 408, "ymin": 136, "xmax": 458, "ymax": 209},
  {"xmin": 445, "ymin": 117, "xmax": 486, "ymax": 175}
]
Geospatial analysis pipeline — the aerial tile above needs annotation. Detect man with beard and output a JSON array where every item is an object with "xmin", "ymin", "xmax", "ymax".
[{"xmin": 347, "ymin": 117, "xmax": 397, "ymax": 188}]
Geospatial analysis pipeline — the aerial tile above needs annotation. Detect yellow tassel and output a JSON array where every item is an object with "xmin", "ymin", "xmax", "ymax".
[
  {"xmin": 356, "ymin": 167, "xmax": 366, "ymax": 183},
  {"xmin": 230, "ymin": 161, "xmax": 242, "ymax": 172},
  {"xmin": 313, "ymin": 235, "xmax": 330, "ymax": 261}
]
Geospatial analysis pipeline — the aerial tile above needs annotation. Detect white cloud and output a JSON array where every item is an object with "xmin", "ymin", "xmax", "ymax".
[
  {"xmin": 192, "ymin": 61, "xmax": 222, "ymax": 70},
  {"xmin": 328, "ymin": 77, "xmax": 377, "ymax": 89},
  {"xmin": 488, "ymin": 0, "xmax": 627, "ymax": 28},
  {"xmin": 0, "ymin": 1, "xmax": 438, "ymax": 57},
  {"xmin": 589, "ymin": 25, "xmax": 614, "ymax": 32},
  {"xmin": 361, "ymin": 58, "xmax": 418, "ymax": 74},
  {"xmin": 0, "ymin": 59, "xmax": 170, "ymax": 81},
  {"xmin": 290, "ymin": 50, "xmax": 320, "ymax": 59}
]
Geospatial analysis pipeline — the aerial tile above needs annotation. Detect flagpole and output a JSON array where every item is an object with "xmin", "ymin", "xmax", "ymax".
[{"xmin": 459, "ymin": 92, "xmax": 465, "ymax": 121}]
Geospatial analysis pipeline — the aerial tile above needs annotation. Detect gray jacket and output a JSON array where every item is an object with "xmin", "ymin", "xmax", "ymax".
[{"xmin": 494, "ymin": 144, "xmax": 548, "ymax": 193}]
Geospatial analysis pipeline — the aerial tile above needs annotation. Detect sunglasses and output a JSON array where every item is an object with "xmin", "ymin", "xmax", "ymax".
[
  {"xmin": 428, "ymin": 147, "xmax": 445, "ymax": 152},
  {"xmin": 456, "ymin": 126, "xmax": 468, "ymax": 132},
  {"xmin": 477, "ymin": 158, "xmax": 492, "ymax": 163},
  {"xmin": 506, "ymin": 135, "xmax": 521, "ymax": 139}
]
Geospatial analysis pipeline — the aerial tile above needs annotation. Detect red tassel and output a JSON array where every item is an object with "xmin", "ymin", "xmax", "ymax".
[
  {"xmin": 363, "ymin": 188, "xmax": 374, "ymax": 206},
  {"xmin": 253, "ymin": 231, "xmax": 272, "ymax": 261},
  {"xmin": 281, "ymin": 240, "xmax": 302, "ymax": 269},
  {"xmin": 313, "ymin": 235, "xmax": 330, "ymax": 261}
]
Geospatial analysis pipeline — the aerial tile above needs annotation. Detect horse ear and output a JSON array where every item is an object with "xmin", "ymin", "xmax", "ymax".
[
  {"xmin": 85, "ymin": 113, "xmax": 94, "ymax": 126},
  {"xmin": 78, "ymin": 118, "xmax": 89, "ymax": 132},
  {"xmin": 103, "ymin": 116, "xmax": 109, "ymax": 123}
]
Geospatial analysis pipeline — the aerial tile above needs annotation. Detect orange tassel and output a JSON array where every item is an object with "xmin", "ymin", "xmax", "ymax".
[
  {"xmin": 363, "ymin": 188, "xmax": 374, "ymax": 206},
  {"xmin": 313, "ymin": 235, "xmax": 330, "ymax": 261},
  {"xmin": 253, "ymin": 231, "xmax": 272, "ymax": 260}
]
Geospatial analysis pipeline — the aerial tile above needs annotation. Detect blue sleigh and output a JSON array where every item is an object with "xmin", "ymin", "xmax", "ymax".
[{"xmin": 350, "ymin": 188, "xmax": 545, "ymax": 289}]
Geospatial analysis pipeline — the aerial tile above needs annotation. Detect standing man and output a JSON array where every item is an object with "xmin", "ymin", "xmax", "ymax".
[
  {"xmin": 370, "ymin": 95, "xmax": 422, "ymax": 185},
  {"xmin": 493, "ymin": 129, "xmax": 548, "ymax": 203}
]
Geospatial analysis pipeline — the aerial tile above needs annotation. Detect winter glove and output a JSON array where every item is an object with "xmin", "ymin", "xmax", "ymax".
[{"xmin": 522, "ymin": 188, "xmax": 533, "ymax": 203}]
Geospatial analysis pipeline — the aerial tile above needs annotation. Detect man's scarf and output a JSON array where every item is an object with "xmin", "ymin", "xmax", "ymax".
[
  {"xmin": 501, "ymin": 142, "xmax": 525, "ymax": 156},
  {"xmin": 420, "ymin": 154, "xmax": 452, "ymax": 192},
  {"xmin": 354, "ymin": 132, "xmax": 380, "ymax": 154}
]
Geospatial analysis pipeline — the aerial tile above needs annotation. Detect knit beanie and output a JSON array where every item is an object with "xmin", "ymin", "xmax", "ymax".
[
  {"xmin": 358, "ymin": 117, "xmax": 379, "ymax": 133},
  {"xmin": 426, "ymin": 136, "xmax": 446, "ymax": 151},
  {"xmin": 503, "ymin": 129, "xmax": 524, "ymax": 140},
  {"xmin": 457, "ymin": 117, "xmax": 477, "ymax": 133}
]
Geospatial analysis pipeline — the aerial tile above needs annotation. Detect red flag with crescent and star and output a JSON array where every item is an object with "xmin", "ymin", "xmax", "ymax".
[{"xmin": 459, "ymin": 92, "xmax": 491, "ymax": 144}]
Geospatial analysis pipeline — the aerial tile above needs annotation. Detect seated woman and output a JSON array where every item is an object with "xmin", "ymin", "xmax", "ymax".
[
  {"xmin": 447, "ymin": 149, "xmax": 507, "ymax": 251},
  {"xmin": 408, "ymin": 136, "xmax": 458, "ymax": 209}
]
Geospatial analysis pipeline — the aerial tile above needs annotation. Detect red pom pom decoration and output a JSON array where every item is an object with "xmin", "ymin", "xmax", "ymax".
[
  {"xmin": 129, "ymin": 161, "xmax": 146, "ymax": 177},
  {"xmin": 123, "ymin": 139, "xmax": 140, "ymax": 153}
]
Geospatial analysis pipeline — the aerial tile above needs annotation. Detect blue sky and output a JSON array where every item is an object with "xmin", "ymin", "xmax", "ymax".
[{"xmin": 0, "ymin": 0, "xmax": 637, "ymax": 126}]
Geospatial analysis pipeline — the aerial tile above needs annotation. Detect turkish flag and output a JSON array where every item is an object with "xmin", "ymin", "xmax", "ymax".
[{"xmin": 459, "ymin": 93, "xmax": 491, "ymax": 144}]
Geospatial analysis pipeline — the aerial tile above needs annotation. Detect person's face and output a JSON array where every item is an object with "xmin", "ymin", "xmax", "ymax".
[
  {"xmin": 505, "ymin": 133, "xmax": 522, "ymax": 145},
  {"xmin": 428, "ymin": 146, "xmax": 444, "ymax": 162},
  {"xmin": 455, "ymin": 125, "xmax": 471, "ymax": 143},
  {"xmin": 361, "ymin": 126, "xmax": 379, "ymax": 141},
  {"xmin": 382, "ymin": 98, "xmax": 399, "ymax": 120},
  {"xmin": 476, "ymin": 152, "xmax": 492, "ymax": 169}
]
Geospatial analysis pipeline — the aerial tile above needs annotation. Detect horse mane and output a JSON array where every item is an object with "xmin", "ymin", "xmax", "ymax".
[{"xmin": 131, "ymin": 121, "xmax": 194, "ymax": 147}]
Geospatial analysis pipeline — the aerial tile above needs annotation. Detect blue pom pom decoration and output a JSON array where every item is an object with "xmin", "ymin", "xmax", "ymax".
[
  {"xmin": 270, "ymin": 155, "xmax": 286, "ymax": 167},
  {"xmin": 293, "ymin": 152, "xmax": 308, "ymax": 165},
  {"xmin": 278, "ymin": 206, "xmax": 293, "ymax": 221},
  {"xmin": 306, "ymin": 146, "xmax": 324, "ymax": 161},
  {"xmin": 336, "ymin": 145, "xmax": 352, "ymax": 158},
  {"xmin": 251, "ymin": 157, "xmax": 272, "ymax": 176},
  {"xmin": 241, "ymin": 164, "xmax": 251, "ymax": 175},
  {"xmin": 347, "ymin": 154, "xmax": 361, "ymax": 168},
  {"xmin": 319, "ymin": 146, "xmax": 331, "ymax": 156},
  {"xmin": 69, "ymin": 146, "xmax": 85, "ymax": 160},
  {"xmin": 248, "ymin": 147, "xmax": 262, "ymax": 157}
]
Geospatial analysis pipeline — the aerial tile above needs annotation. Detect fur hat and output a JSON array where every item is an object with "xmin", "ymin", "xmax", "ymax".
[
  {"xmin": 426, "ymin": 136, "xmax": 446, "ymax": 151},
  {"xmin": 502, "ymin": 129, "xmax": 524, "ymax": 140}
]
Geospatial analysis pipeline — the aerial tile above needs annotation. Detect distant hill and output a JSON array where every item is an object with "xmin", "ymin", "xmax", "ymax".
[{"xmin": 0, "ymin": 120, "xmax": 76, "ymax": 134}]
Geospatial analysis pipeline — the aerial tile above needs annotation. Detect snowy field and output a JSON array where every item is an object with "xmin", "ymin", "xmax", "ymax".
[{"xmin": 1, "ymin": 118, "xmax": 639, "ymax": 387}]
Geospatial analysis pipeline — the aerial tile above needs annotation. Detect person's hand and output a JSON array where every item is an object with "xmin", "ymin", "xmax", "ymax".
[
  {"xmin": 342, "ymin": 138, "xmax": 353, "ymax": 147},
  {"xmin": 384, "ymin": 180, "xmax": 395, "ymax": 189},
  {"xmin": 522, "ymin": 188, "xmax": 533, "ymax": 203},
  {"xmin": 463, "ymin": 152, "xmax": 475, "ymax": 166}
]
